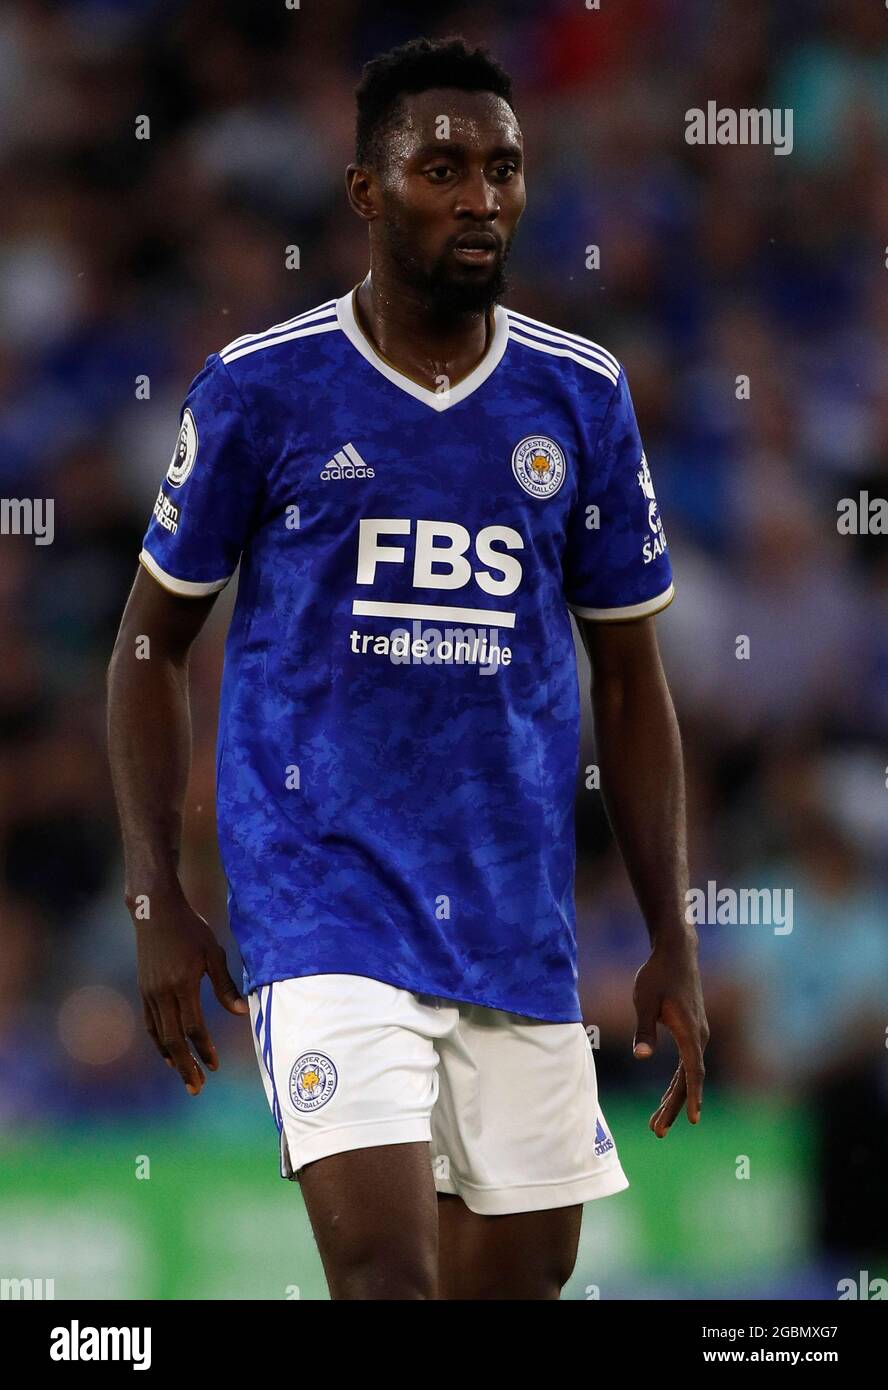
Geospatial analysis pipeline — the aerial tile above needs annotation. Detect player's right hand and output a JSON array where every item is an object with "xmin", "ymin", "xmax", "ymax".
[{"xmin": 130, "ymin": 885, "xmax": 249, "ymax": 1095}]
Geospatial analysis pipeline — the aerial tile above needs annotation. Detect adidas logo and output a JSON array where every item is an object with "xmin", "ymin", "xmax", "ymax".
[
  {"xmin": 320, "ymin": 442, "xmax": 375, "ymax": 481},
  {"xmin": 594, "ymin": 1118, "xmax": 615, "ymax": 1157}
]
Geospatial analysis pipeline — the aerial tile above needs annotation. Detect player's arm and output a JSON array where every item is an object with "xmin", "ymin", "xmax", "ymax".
[
  {"xmin": 564, "ymin": 359, "xmax": 706, "ymax": 1134},
  {"xmin": 577, "ymin": 613, "xmax": 708, "ymax": 1136},
  {"xmin": 108, "ymin": 352, "xmax": 262, "ymax": 1092},
  {"xmin": 107, "ymin": 564, "xmax": 248, "ymax": 1096}
]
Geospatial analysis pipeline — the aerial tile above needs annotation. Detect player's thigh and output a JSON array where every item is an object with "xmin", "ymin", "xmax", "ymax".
[
  {"xmin": 249, "ymin": 975, "xmax": 448, "ymax": 1298},
  {"xmin": 437, "ymin": 1192, "xmax": 582, "ymax": 1300},
  {"xmin": 432, "ymin": 1008, "xmax": 627, "ymax": 1215},
  {"xmin": 301, "ymin": 1141, "xmax": 439, "ymax": 1299}
]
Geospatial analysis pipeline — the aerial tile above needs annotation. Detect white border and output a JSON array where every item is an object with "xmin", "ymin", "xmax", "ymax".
[
  {"xmin": 336, "ymin": 287, "xmax": 510, "ymax": 412},
  {"xmin": 352, "ymin": 598, "xmax": 516, "ymax": 628},
  {"xmin": 568, "ymin": 582, "xmax": 675, "ymax": 622},
  {"xmin": 139, "ymin": 548, "xmax": 231, "ymax": 597}
]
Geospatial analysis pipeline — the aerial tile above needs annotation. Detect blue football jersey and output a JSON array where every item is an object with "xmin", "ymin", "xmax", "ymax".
[{"xmin": 140, "ymin": 288, "xmax": 674, "ymax": 1022}]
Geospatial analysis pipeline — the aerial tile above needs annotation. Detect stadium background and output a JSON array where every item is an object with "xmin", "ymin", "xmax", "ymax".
[{"xmin": 0, "ymin": 0, "xmax": 886, "ymax": 1299}]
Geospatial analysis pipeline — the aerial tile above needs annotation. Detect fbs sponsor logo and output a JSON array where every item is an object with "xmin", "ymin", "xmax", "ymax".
[
  {"xmin": 166, "ymin": 407, "xmax": 198, "ymax": 487},
  {"xmin": 320, "ymin": 441, "xmax": 375, "ymax": 481},
  {"xmin": 153, "ymin": 486, "xmax": 179, "ymax": 534},
  {"xmin": 50, "ymin": 1320, "xmax": 151, "ymax": 1371},
  {"xmin": 355, "ymin": 518, "xmax": 524, "ymax": 615},
  {"xmin": 637, "ymin": 452, "xmax": 667, "ymax": 563}
]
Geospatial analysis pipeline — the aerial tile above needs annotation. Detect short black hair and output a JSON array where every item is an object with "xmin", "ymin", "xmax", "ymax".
[{"xmin": 355, "ymin": 36, "xmax": 516, "ymax": 169}]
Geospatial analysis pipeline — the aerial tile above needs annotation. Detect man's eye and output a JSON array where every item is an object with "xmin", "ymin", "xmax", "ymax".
[
  {"xmin": 493, "ymin": 163, "xmax": 517, "ymax": 179},
  {"xmin": 427, "ymin": 165, "xmax": 453, "ymax": 180}
]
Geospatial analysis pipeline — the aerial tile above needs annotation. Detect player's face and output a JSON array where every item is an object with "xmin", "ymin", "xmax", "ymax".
[{"xmin": 375, "ymin": 88, "xmax": 525, "ymax": 311}]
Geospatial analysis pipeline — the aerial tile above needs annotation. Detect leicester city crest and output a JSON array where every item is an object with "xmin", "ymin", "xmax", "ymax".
[
  {"xmin": 511, "ymin": 436, "xmax": 566, "ymax": 499},
  {"xmin": 289, "ymin": 1052, "xmax": 338, "ymax": 1113}
]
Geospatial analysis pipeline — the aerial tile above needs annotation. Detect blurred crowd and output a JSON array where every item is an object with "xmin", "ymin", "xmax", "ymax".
[{"xmin": 0, "ymin": 0, "xmax": 885, "ymax": 1267}]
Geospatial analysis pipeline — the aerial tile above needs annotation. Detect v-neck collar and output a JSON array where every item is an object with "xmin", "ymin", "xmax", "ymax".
[{"xmin": 336, "ymin": 283, "xmax": 511, "ymax": 413}]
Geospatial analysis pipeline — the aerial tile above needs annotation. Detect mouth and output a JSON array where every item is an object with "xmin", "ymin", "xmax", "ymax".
[{"xmin": 452, "ymin": 232, "xmax": 499, "ymax": 267}]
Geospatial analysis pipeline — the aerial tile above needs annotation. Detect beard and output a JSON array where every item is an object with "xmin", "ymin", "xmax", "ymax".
[{"xmin": 381, "ymin": 213, "xmax": 513, "ymax": 316}]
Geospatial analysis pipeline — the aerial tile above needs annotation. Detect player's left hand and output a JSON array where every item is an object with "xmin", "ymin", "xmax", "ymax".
[{"xmin": 631, "ymin": 933, "xmax": 709, "ymax": 1137}]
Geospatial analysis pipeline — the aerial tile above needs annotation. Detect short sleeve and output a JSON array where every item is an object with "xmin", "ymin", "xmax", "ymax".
[
  {"xmin": 563, "ymin": 367, "xmax": 674, "ymax": 621},
  {"xmin": 139, "ymin": 353, "xmax": 262, "ymax": 597}
]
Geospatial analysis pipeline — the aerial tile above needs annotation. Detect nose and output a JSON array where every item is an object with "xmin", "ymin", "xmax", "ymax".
[{"xmin": 453, "ymin": 169, "xmax": 500, "ymax": 222}]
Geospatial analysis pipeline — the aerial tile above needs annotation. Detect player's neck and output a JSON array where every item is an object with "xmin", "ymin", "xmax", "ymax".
[{"xmin": 354, "ymin": 270, "xmax": 493, "ymax": 393}]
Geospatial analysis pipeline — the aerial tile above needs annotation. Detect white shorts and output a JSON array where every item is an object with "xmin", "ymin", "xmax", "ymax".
[{"xmin": 248, "ymin": 973, "xmax": 629, "ymax": 1216}]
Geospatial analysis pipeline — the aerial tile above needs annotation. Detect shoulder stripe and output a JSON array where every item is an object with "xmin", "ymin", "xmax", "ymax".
[
  {"xmin": 505, "ymin": 310, "xmax": 620, "ymax": 375},
  {"xmin": 219, "ymin": 300, "xmax": 338, "ymax": 358},
  {"xmin": 220, "ymin": 317, "xmax": 340, "ymax": 365},
  {"xmin": 508, "ymin": 329, "xmax": 619, "ymax": 385}
]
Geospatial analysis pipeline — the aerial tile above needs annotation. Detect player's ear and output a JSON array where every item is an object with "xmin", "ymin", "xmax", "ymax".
[{"xmin": 345, "ymin": 165, "xmax": 379, "ymax": 222}]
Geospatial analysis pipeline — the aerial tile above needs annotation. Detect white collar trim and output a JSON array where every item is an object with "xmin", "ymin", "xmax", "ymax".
[{"xmin": 336, "ymin": 286, "xmax": 510, "ymax": 412}]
